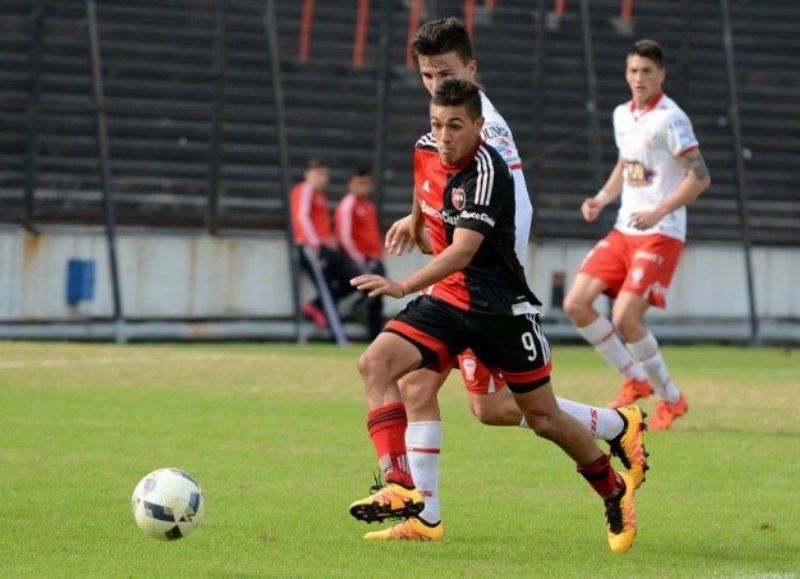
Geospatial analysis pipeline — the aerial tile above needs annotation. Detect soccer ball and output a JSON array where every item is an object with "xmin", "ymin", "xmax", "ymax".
[{"xmin": 131, "ymin": 468, "xmax": 205, "ymax": 541}]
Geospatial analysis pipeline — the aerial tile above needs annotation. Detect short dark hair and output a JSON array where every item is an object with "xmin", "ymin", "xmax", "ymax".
[
  {"xmin": 410, "ymin": 17, "xmax": 473, "ymax": 64},
  {"xmin": 629, "ymin": 39, "xmax": 664, "ymax": 68},
  {"xmin": 306, "ymin": 158, "xmax": 329, "ymax": 170},
  {"xmin": 431, "ymin": 77, "xmax": 482, "ymax": 120},
  {"xmin": 350, "ymin": 167, "xmax": 371, "ymax": 178}
]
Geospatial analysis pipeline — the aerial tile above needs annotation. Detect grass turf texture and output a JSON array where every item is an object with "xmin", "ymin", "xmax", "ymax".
[{"xmin": 1, "ymin": 342, "xmax": 798, "ymax": 578}]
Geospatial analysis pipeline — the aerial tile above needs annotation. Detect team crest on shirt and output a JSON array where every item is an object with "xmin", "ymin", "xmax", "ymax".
[{"xmin": 451, "ymin": 187, "xmax": 466, "ymax": 210}]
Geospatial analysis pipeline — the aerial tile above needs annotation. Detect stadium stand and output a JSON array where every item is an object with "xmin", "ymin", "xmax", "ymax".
[{"xmin": 1, "ymin": 0, "xmax": 797, "ymax": 244}]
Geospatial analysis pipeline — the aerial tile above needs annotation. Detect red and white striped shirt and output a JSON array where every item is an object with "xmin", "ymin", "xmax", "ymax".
[
  {"xmin": 290, "ymin": 181, "xmax": 333, "ymax": 247},
  {"xmin": 335, "ymin": 193, "xmax": 382, "ymax": 264}
]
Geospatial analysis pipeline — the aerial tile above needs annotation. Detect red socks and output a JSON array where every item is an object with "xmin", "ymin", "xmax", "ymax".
[
  {"xmin": 367, "ymin": 401, "xmax": 415, "ymax": 489},
  {"xmin": 578, "ymin": 453, "xmax": 625, "ymax": 500}
]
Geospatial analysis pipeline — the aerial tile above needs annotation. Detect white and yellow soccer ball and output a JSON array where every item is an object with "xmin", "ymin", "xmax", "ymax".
[{"xmin": 131, "ymin": 468, "xmax": 205, "ymax": 540}]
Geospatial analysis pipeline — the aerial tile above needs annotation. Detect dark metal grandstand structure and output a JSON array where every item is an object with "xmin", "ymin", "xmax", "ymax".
[
  {"xmin": 2, "ymin": 0, "xmax": 799, "ymax": 239},
  {"xmin": 1, "ymin": 0, "xmax": 798, "ymax": 342}
]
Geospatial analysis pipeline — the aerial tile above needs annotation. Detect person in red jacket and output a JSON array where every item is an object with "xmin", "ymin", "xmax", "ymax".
[
  {"xmin": 335, "ymin": 169, "xmax": 385, "ymax": 340},
  {"xmin": 290, "ymin": 158, "xmax": 361, "ymax": 330}
]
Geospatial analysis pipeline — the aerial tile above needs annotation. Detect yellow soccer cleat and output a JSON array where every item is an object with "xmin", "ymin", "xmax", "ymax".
[
  {"xmin": 349, "ymin": 483, "xmax": 425, "ymax": 523},
  {"xmin": 605, "ymin": 472, "xmax": 637, "ymax": 554},
  {"xmin": 608, "ymin": 405, "xmax": 649, "ymax": 489},
  {"xmin": 363, "ymin": 517, "xmax": 444, "ymax": 541}
]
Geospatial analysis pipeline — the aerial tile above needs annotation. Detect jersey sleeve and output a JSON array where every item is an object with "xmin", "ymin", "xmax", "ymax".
[
  {"xmin": 335, "ymin": 195, "xmax": 364, "ymax": 264},
  {"xmin": 413, "ymin": 148, "xmax": 425, "ymax": 192},
  {"xmin": 481, "ymin": 120, "xmax": 521, "ymax": 169},
  {"xmin": 456, "ymin": 149, "xmax": 510, "ymax": 236},
  {"xmin": 662, "ymin": 111, "xmax": 699, "ymax": 157},
  {"xmin": 413, "ymin": 133, "xmax": 436, "ymax": 194},
  {"xmin": 290, "ymin": 182, "xmax": 320, "ymax": 247},
  {"xmin": 612, "ymin": 105, "xmax": 625, "ymax": 150}
]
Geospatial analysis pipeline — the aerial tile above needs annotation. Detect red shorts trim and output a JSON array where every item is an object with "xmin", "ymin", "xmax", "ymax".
[
  {"xmin": 502, "ymin": 360, "xmax": 552, "ymax": 386},
  {"xmin": 385, "ymin": 320, "xmax": 450, "ymax": 372},
  {"xmin": 579, "ymin": 229, "xmax": 683, "ymax": 309}
]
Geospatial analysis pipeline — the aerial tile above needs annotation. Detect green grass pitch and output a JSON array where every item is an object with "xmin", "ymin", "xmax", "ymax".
[{"xmin": 1, "ymin": 341, "xmax": 798, "ymax": 577}]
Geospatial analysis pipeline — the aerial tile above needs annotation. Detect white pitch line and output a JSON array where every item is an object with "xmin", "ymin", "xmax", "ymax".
[{"xmin": 0, "ymin": 352, "xmax": 245, "ymax": 370}]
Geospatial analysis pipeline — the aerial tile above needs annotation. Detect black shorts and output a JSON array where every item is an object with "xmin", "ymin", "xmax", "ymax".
[{"xmin": 384, "ymin": 295, "xmax": 552, "ymax": 393}]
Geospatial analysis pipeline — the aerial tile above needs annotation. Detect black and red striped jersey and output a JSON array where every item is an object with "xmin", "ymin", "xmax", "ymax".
[{"xmin": 413, "ymin": 135, "xmax": 541, "ymax": 316}]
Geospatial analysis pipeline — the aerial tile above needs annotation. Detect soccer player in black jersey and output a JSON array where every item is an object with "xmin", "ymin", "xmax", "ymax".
[{"xmin": 348, "ymin": 78, "xmax": 638, "ymax": 554}]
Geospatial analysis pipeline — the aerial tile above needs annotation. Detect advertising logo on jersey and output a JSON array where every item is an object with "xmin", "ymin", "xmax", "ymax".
[
  {"xmin": 491, "ymin": 137, "xmax": 513, "ymax": 161},
  {"xmin": 420, "ymin": 198, "xmax": 458, "ymax": 225},
  {"xmin": 667, "ymin": 117, "xmax": 697, "ymax": 152},
  {"xmin": 483, "ymin": 125, "xmax": 520, "ymax": 165},
  {"xmin": 451, "ymin": 187, "xmax": 466, "ymax": 210},
  {"xmin": 623, "ymin": 159, "xmax": 656, "ymax": 187},
  {"xmin": 482, "ymin": 125, "xmax": 510, "ymax": 140},
  {"xmin": 461, "ymin": 210, "xmax": 495, "ymax": 227}
]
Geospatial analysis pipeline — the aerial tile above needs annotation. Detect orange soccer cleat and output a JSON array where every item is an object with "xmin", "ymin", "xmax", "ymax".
[
  {"xmin": 606, "ymin": 378, "xmax": 654, "ymax": 409},
  {"xmin": 649, "ymin": 393, "xmax": 689, "ymax": 431}
]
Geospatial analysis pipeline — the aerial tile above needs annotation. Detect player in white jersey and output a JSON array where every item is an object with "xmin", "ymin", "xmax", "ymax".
[
  {"xmin": 478, "ymin": 91, "xmax": 532, "ymax": 261},
  {"xmin": 364, "ymin": 18, "xmax": 647, "ymax": 543},
  {"xmin": 564, "ymin": 39, "xmax": 711, "ymax": 431}
]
